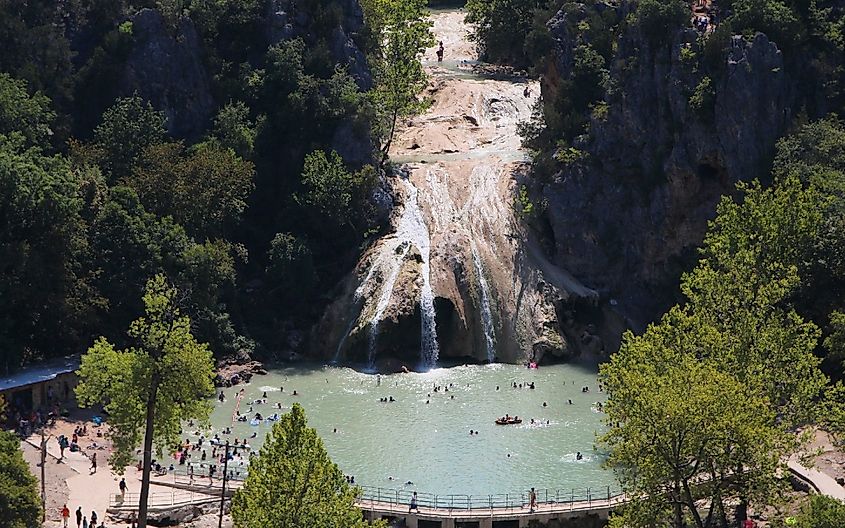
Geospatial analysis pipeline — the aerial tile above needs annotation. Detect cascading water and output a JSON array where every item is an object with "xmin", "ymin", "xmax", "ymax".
[
  {"xmin": 396, "ymin": 177, "xmax": 439, "ymax": 367},
  {"xmin": 366, "ymin": 242, "xmax": 410, "ymax": 367},
  {"xmin": 349, "ymin": 174, "xmax": 439, "ymax": 369},
  {"xmin": 471, "ymin": 243, "xmax": 496, "ymax": 363}
]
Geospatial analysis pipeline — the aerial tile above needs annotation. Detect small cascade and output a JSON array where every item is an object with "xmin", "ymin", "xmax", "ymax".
[
  {"xmin": 350, "ymin": 175, "xmax": 438, "ymax": 369},
  {"xmin": 471, "ymin": 244, "xmax": 496, "ymax": 363},
  {"xmin": 334, "ymin": 258, "xmax": 383, "ymax": 363},
  {"xmin": 396, "ymin": 177, "xmax": 439, "ymax": 367},
  {"xmin": 366, "ymin": 242, "xmax": 410, "ymax": 367}
]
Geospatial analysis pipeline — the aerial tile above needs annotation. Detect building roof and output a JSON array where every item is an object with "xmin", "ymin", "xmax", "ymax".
[{"xmin": 0, "ymin": 356, "xmax": 80, "ymax": 392}]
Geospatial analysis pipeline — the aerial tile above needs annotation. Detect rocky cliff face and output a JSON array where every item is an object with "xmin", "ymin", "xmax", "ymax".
[
  {"xmin": 315, "ymin": 12, "xmax": 615, "ymax": 370},
  {"xmin": 122, "ymin": 9, "xmax": 214, "ymax": 139},
  {"xmin": 536, "ymin": 1, "xmax": 795, "ymax": 340}
]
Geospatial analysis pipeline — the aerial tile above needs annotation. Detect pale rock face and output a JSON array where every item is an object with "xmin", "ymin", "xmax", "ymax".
[{"xmin": 314, "ymin": 12, "xmax": 602, "ymax": 369}]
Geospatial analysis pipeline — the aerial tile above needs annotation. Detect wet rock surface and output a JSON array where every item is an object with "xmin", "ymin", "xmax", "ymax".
[{"xmin": 317, "ymin": 12, "xmax": 600, "ymax": 369}]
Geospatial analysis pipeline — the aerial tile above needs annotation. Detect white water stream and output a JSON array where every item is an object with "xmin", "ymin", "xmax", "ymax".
[{"xmin": 471, "ymin": 243, "xmax": 496, "ymax": 363}]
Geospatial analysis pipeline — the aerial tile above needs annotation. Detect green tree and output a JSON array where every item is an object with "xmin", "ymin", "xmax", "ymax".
[
  {"xmin": 602, "ymin": 309, "xmax": 790, "ymax": 528},
  {"xmin": 296, "ymin": 150, "xmax": 355, "ymax": 228},
  {"xmin": 464, "ymin": 0, "xmax": 545, "ymax": 66},
  {"xmin": 93, "ymin": 96, "xmax": 167, "ymax": 180},
  {"xmin": 0, "ymin": 134, "xmax": 96, "ymax": 373},
  {"xmin": 211, "ymin": 101, "xmax": 256, "ymax": 159},
  {"xmin": 0, "ymin": 73, "xmax": 56, "ymax": 147},
  {"xmin": 632, "ymin": 0, "xmax": 688, "ymax": 46},
  {"xmin": 267, "ymin": 232, "xmax": 317, "ymax": 303},
  {"xmin": 0, "ymin": 430, "xmax": 42, "ymax": 528},
  {"xmin": 794, "ymin": 495, "xmax": 845, "ymax": 528},
  {"xmin": 75, "ymin": 275, "xmax": 215, "ymax": 528},
  {"xmin": 602, "ymin": 174, "xmax": 829, "ymax": 527},
  {"xmin": 129, "ymin": 140, "xmax": 255, "ymax": 237},
  {"xmin": 362, "ymin": 0, "xmax": 433, "ymax": 164},
  {"xmin": 231, "ymin": 403, "xmax": 384, "ymax": 528}
]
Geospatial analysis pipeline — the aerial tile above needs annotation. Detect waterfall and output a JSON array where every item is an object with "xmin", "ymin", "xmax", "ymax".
[
  {"xmin": 471, "ymin": 244, "xmax": 496, "ymax": 363},
  {"xmin": 366, "ymin": 243, "xmax": 410, "ymax": 367},
  {"xmin": 396, "ymin": 177, "xmax": 439, "ymax": 367},
  {"xmin": 354, "ymin": 175, "xmax": 438, "ymax": 369},
  {"xmin": 334, "ymin": 258, "xmax": 384, "ymax": 363}
]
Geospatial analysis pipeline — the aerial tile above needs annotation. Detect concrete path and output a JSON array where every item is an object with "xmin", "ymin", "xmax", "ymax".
[{"xmin": 788, "ymin": 460, "xmax": 845, "ymax": 501}]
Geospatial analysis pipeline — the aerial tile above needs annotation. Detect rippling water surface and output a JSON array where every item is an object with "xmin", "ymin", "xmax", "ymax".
[{"xmin": 202, "ymin": 362, "xmax": 613, "ymax": 496}]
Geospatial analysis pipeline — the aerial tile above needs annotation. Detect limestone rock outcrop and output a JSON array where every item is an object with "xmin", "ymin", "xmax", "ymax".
[{"xmin": 537, "ymin": 1, "xmax": 795, "ymax": 338}]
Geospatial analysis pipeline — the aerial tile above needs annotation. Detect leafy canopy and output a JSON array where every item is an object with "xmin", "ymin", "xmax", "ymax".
[
  {"xmin": 231, "ymin": 403, "xmax": 385, "ymax": 528},
  {"xmin": 601, "ymin": 173, "xmax": 829, "ymax": 527},
  {"xmin": 0, "ymin": 430, "xmax": 41, "ymax": 528},
  {"xmin": 75, "ymin": 274, "xmax": 216, "ymax": 469},
  {"xmin": 362, "ymin": 0, "xmax": 434, "ymax": 161},
  {"xmin": 0, "ymin": 73, "xmax": 56, "ymax": 147}
]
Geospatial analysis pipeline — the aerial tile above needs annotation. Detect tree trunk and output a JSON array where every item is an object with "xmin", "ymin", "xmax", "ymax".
[
  {"xmin": 674, "ymin": 481, "xmax": 684, "ymax": 528},
  {"xmin": 137, "ymin": 374, "xmax": 160, "ymax": 528},
  {"xmin": 380, "ymin": 106, "xmax": 400, "ymax": 167}
]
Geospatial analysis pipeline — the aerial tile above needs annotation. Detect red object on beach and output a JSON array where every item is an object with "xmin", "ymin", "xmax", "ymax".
[
  {"xmin": 743, "ymin": 520, "xmax": 754, "ymax": 528},
  {"xmin": 529, "ymin": 362, "xmax": 538, "ymax": 369}
]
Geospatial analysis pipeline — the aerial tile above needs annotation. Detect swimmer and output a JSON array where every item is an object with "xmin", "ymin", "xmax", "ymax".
[
  {"xmin": 576, "ymin": 452, "xmax": 583, "ymax": 460},
  {"xmin": 333, "ymin": 428, "xmax": 338, "ymax": 433},
  {"xmin": 426, "ymin": 400, "xmax": 430, "ymax": 404},
  {"xmin": 293, "ymin": 390, "xmax": 298, "ymax": 396},
  {"xmin": 543, "ymin": 402, "xmax": 547, "ymax": 407},
  {"xmin": 496, "ymin": 386, "xmax": 499, "ymax": 391},
  {"xmin": 262, "ymin": 392, "xmax": 267, "ymax": 399}
]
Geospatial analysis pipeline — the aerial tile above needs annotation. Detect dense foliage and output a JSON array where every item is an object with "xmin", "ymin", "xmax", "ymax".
[
  {"xmin": 602, "ymin": 119, "xmax": 845, "ymax": 526},
  {"xmin": 231, "ymin": 403, "xmax": 385, "ymax": 528},
  {"xmin": 0, "ymin": 430, "xmax": 42, "ymax": 528},
  {"xmin": 75, "ymin": 274, "xmax": 216, "ymax": 527},
  {"xmin": 0, "ymin": 0, "xmax": 430, "ymax": 371}
]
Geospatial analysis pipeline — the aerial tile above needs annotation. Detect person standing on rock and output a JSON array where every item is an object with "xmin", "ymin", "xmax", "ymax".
[
  {"xmin": 90, "ymin": 510, "xmax": 97, "ymax": 527},
  {"xmin": 76, "ymin": 506, "xmax": 82, "ymax": 528},
  {"xmin": 61, "ymin": 504, "xmax": 70, "ymax": 527},
  {"xmin": 436, "ymin": 41, "xmax": 444, "ymax": 62},
  {"xmin": 89, "ymin": 452, "xmax": 97, "ymax": 474}
]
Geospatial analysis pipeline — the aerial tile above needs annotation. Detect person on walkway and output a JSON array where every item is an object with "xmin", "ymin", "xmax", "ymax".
[
  {"xmin": 119, "ymin": 477, "xmax": 127, "ymax": 496},
  {"xmin": 529, "ymin": 487, "xmax": 537, "ymax": 512},
  {"xmin": 89, "ymin": 452, "xmax": 97, "ymax": 474},
  {"xmin": 82, "ymin": 516, "xmax": 88, "ymax": 528},
  {"xmin": 61, "ymin": 504, "xmax": 70, "ymax": 527},
  {"xmin": 409, "ymin": 491, "xmax": 419, "ymax": 512},
  {"xmin": 76, "ymin": 506, "xmax": 82, "ymax": 528},
  {"xmin": 436, "ymin": 41, "xmax": 444, "ymax": 62}
]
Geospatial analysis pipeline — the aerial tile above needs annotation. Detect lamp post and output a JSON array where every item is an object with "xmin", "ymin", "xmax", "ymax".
[{"xmin": 218, "ymin": 441, "xmax": 230, "ymax": 528}]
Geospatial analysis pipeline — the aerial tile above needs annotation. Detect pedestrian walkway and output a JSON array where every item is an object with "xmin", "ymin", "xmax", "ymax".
[{"xmin": 788, "ymin": 460, "xmax": 845, "ymax": 501}]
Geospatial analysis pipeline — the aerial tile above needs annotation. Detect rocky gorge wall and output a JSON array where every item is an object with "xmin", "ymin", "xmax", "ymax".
[{"xmin": 532, "ymin": 0, "xmax": 797, "ymax": 345}]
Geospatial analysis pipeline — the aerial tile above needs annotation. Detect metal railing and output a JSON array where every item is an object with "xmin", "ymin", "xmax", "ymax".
[
  {"xmin": 108, "ymin": 490, "xmax": 219, "ymax": 510},
  {"xmin": 112, "ymin": 466, "xmax": 624, "ymax": 516},
  {"xmin": 356, "ymin": 485, "xmax": 625, "ymax": 514}
]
